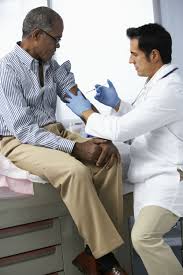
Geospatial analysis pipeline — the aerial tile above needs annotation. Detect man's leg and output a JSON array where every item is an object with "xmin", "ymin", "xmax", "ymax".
[
  {"xmin": 0, "ymin": 135, "xmax": 123, "ymax": 259},
  {"xmin": 47, "ymin": 123, "xmax": 124, "ymax": 241},
  {"xmin": 131, "ymin": 206, "xmax": 183, "ymax": 275}
]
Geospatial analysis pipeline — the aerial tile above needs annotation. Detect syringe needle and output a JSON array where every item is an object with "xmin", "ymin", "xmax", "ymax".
[{"xmin": 85, "ymin": 88, "xmax": 96, "ymax": 93}]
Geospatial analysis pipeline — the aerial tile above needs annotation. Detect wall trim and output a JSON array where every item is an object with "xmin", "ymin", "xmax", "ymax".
[
  {"xmin": 47, "ymin": 0, "xmax": 52, "ymax": 8},
  {"xmin": 152, "ymin": 0, "xmax": 162, "ymax": 24}
]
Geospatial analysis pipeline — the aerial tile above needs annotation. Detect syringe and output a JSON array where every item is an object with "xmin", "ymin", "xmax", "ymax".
[
  {"xmin": 85, "ymin": 88, "xmax": 96, "ymax": 94},
  {"xmin": 85, "ymin": 83, "xmax": 107, "ymax": 94}
]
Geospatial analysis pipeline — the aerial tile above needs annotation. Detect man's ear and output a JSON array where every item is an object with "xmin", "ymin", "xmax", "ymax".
[
  {"xmin": 150, "ymin": 49, "xmax": 161, "ymax": 64},
  {"xmin": 31, "ymin": 29, "xmax": 42, "ymax": 40}
]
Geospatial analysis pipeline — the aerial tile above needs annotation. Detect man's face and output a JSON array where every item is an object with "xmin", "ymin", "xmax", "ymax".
[
  {"xmin": 36, "ymin": 18, "xmax": 63, "ymax": 62},
  {"xmin": 129, "ymin": 38, "xmax": 154, "ymax": 78}
]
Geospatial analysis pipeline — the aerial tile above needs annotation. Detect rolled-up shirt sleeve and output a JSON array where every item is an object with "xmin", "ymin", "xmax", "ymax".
[{"xmin": 0, "ymin": 64, "xmax": 75, "ymax": 153}]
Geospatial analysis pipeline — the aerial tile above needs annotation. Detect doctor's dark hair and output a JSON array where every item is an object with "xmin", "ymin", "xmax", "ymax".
[
  {"xmin": 126, "ymin": 23, "xmax": 172, "ymax": 64},
  {"xmin": 22, "ymin": 6, "xmax": 62, "ymax": 37}
]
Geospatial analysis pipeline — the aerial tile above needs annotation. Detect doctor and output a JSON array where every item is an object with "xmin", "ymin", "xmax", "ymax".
[{"xmin": 65, "ymin": 23, "xmax": 183, "ymax": 275}]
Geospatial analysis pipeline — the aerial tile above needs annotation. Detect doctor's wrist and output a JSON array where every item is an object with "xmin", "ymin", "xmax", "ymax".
[
  {"xmin": 82, "ymin": 109, "xmax": 95, "ymax": 121},
  {"xmin": 114, "ymin": 99, "xmax": 121, "ymax": 112}
]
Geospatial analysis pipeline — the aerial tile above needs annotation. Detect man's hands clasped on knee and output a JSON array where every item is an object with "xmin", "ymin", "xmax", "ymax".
[
  {"xmin": 72, "ymin": 139, "xmax": 102, "ymax": 164},
  {"xmin": 93, "ymin": 139, "xmax": 120, "ymax": 169},
  {"xmin": 72, "ymin": 139, "xmax": 120, "ymax": 169}
]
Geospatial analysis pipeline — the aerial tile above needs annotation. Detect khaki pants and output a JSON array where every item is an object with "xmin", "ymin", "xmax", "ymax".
[
  {"xmin": 0, "ymin": 123, "xmax": 123, "ymax": 258},
  {"xmin": 131, "ymin": 206, "xmax": 183, "ymax": 275}
]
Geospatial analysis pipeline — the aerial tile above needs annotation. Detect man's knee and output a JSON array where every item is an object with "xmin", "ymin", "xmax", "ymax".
[{"xmin": 68, "ymin": 162, "xmax": 91, "ymax": 181}]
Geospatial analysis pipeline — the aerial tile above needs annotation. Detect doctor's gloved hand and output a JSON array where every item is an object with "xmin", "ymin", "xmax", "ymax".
[
  {"xmin": 65, "ymin": 89, "xmax": 92, "ymax": 117},
  {"xmin": 94, "ymin": 79, "xmax": 120, "ymax": 108}
]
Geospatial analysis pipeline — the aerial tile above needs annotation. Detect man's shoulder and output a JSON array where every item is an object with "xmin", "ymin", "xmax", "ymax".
[{"xmin": 0, "ymin": 50, "xmax": 19, "ymax": 70}]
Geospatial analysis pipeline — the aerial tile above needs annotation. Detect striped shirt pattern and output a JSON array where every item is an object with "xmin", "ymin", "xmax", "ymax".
[{"xmin": 0, "ymin": 43, "xmax": 76, "ymax": 153}]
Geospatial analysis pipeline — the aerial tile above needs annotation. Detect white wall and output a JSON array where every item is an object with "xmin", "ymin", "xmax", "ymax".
[
  {"xmin": 153, "ymin": 0, "xmax": 183, "ymax": 76},
  {"xmin": 0, "ymin": 0, "xmax": 48, "ymax": 58},
  {"xmin": 51, "ymin": 0, "xmax": 154, "ymax": 122},
  {"xmin": 0, "ymin": 0, "xmax": 154, "ymax": 125}
]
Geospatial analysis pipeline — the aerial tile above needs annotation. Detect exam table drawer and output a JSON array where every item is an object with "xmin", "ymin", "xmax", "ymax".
[
  {"xmin": 0, "ymin": 218, "xmax": 61, "ymax": 258},
  {"xmin": 0, "ymin": 245, "xmax": 63, "ymax": 275}
]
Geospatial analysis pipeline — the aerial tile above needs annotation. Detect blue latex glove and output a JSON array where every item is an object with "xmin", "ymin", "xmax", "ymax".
[
  {"xmin": 65, "ymin": 89, "xmax": 92, "ymax": 117},
  {"xmin": 94, "ymin": 79, "xmax": 120, "ymax": 108}
]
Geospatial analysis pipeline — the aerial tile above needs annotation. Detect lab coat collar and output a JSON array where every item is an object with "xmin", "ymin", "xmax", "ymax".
[{"xmin": 145, "ymin": 64, "xmax": 178, "ymax": 88}]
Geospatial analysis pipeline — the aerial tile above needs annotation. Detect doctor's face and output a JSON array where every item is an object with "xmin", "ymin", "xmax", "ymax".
[{"xmin": 129, "ymin": 38, "xmax": 154, "ymax": 78}]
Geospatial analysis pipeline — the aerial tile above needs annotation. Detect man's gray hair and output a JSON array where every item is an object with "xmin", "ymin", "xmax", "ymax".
[{"xmin": 22, "ymin": 6, "xmax": 62, "ymax": 37}]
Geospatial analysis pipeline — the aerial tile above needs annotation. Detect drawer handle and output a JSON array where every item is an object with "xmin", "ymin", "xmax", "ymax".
[
  {"xmin": 0, "ymin": 246, "xmax": 56, "ymax": 267},
  {"xmin": 0, "ymin": 219, "xmax": 54, "ymax": 239}
]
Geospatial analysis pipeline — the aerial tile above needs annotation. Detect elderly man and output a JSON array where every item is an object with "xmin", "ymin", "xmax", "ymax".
[
  {"xmin": 0, "ymin": 6, "xmax": 128, "ymax": 275},
  {"xmin": 65, "ymin": 23, "xmax": 183, "ymax": 275}
]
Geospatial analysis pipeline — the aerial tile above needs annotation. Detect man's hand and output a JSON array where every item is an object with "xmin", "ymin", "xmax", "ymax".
[
  {"xmin": 93, "ymin": 139, "xmax": 121, "ymax": 169},
  {"xmin": 72, "ymin": 138, "xmax": 120, "ymax": 169},
  {"xmin": 72, "ymin": 139, "xmax": 104, "ymax": 164}
]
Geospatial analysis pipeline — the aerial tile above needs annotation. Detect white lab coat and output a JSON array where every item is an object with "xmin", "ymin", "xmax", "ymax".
[{"xmin": 86, "ymin": 64, "xmax": 183, "ymax": 218}]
